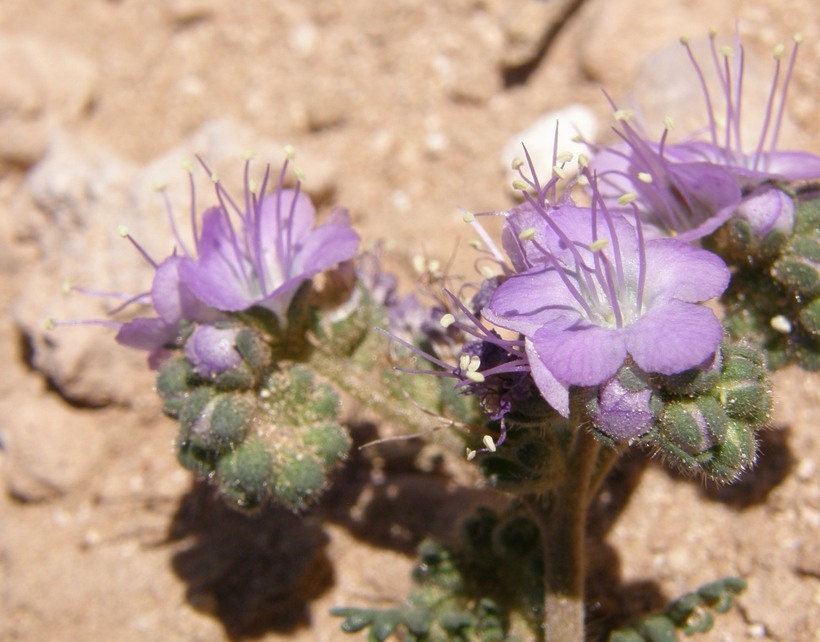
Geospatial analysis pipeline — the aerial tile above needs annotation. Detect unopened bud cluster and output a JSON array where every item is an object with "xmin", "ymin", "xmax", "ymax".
[
  {"xmin": 159, "ymin": 320, "xmax": 350, "ymax": 510},
  {"xmin": 586, "ymin": 342, "xmax": 771, "ymax": 482},
  {"xmin": 716, "ymin": 194, "xmax": 820, "ymax": 370}
]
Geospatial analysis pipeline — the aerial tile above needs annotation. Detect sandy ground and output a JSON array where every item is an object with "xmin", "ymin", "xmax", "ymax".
[{"xmin": 1, "ymin": 1, "xmax": 818, "ymax": 640}]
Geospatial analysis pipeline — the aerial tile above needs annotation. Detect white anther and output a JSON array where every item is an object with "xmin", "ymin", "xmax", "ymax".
[
  {"xmin": 511, "ymin": 157, "xmax": 524, "ymax": 170},
  {"xmin": 465, "ymin": 370, "xmax": 485, "ymax": 383},
  {"xmin": 577, "ymin": 153, "xmax": 590, "ymax": 168},
  {"xmin": 461, "ymin": 208, "xmax": 476, "ymax": 223},
  {"xmin": 617, "ymin": 192, "xmax": 638, "ymax": 205},
  {"xmin": 511, "ymin": 179, "xmax": 528, "ymax": 191},
  {"xmin": 590, "ymin": 239, "xmax": 609, "ymax": 252},
  {"xmin": 466, "ymin": 449, "xmax": 477, "ymax": 461},
  {"xmin": 283, "ymin": 144, "xmax": 296, "ymax": 160},
  {"xmin": 440, "ymin": 313, "xmax": 456, "ymax": 328},
  {"xmin": 664, "ymin": 116, "xmax": 676, "ymax": 131},
  {"xmin": 117, "ymin": 225, "xmax": 129, "ymax": 238},
  {"xmin": 614, "ymin": 109, "xmax": 634, "ymax": 121},
  {"xmin": 467, "ymin": 355, "xmax": 481, "ymax": 372},
  {"xmin": 556, "ymin": 150, "xmax": 573, "ymax": 164},
  {"xmin": 552, "ymin": 165, "xmax": 568, "ymax": 180},
  {"xmin": 638, "ymin": 172, "xmax": 653, "ymax": 183},
  {"xmin": 770, "ymin": 315, "xmax": 792, "ymax": 334},
  {"xmin": 459, "ymin": 354, "xmax": 471, "ymax": 371},
  {"xmin": 773, "ymin": 43, "xmax": 785, "ymax": 59},
  {"xmin": 482, "ymin": 435, "xmax": 497, "ymax": 452}
]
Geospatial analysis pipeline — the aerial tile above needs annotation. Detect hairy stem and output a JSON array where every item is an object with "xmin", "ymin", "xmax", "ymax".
[{"xmin": 526, "ymin": 429, "xmax": 601, "ymax": 641}]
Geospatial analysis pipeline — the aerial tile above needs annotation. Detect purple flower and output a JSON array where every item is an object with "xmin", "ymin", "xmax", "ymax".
[
  {"xmin": 592, "ymin": 32, "xmax": 820, "ymax": 240},
  {"xmin": 482, "ymin": 186, "xmax": 730, "ymax": 417},
  {"xmin": 179, "ymin": 162, "xmax": 360, "ymax": 319}
]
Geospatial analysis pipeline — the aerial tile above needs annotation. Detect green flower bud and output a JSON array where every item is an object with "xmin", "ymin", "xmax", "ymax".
[
  {"xmin": 799, "ymin": 297, "xmax": 820, "ymax": 337},
  {"xmin": 303, "ymin": 422, "xmax": 351, "ymax": 468},
  {"xmin": 178, "ymin": 386, "xmax": 216, "ymax": 439},
  {"xmin": 175, "ymin": 437, "xmax": 216, "ymax": 476},
  {"xmin": 271, "ymin": 449, "xmax": 327, "ymax": 510},
  {"xmin": 772, "ymin": 254, "xmax": 818, "ymax": 297},
  {"xmin": 716, "ymin": 379, "xmax": 771, "ymax": 424},
  {"xmin": 658, "ymin": 397, "xmax": 729, "ymax": 456},
  {"xmin": 702, "ymin": 420, "xmax": 757, "ymax": 482},
  {"xmin": 216, "ymin": 439, "xmax": 274, "ymax": 509},
  {"xmin": 234, "ymin": 326, "xmax": 272, "ymax": 375},
  {"xmin": 156, "ymin": 355, "xmax": 199, "ymax": 417},
  {"xmin": 207, "ymin": 393, "xmax": 256, "ymax": 450},
  {"xmin": 478, "ymin": 427, "xmax": 567, "ymax": 495},
  {"xmin": 720, "ymin": 344, "xmax": 767, "ymax": 381}
]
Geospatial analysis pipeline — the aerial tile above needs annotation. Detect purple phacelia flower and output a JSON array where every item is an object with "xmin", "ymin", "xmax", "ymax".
[
  {"xmin": 179, "ymin": 160, "xmax": 360, "ymax": 320},
  {"xmin": 482, "ymin": 177, "xmax": 730, "ymax": 417},
  {"xmin": 592, "ymin": 31, "xmax": 820, "ymax": 240}
]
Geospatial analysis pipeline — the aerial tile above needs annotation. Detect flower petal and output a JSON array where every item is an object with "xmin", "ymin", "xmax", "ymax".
[
  {"xmin": 643, "ymin": 238, "xmax": 730, "ymax": 304},
  {"xmin": 531, "ymin": 321, "xmax": 628, "ymax": 387},
  {"xmin": 525, "ymin": 338, "xmax": 570, "ymax": 417},
  {"xmin": 625, "ymin": 300, "xmax": 723, "ymax": 375},
  {"xmin": 483, "ymin": 267, "xmax": 582, "ymax": 335}
]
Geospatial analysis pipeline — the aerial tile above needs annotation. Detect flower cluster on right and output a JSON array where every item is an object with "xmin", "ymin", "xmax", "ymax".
[{"xmin": 415, "ymin": 31, "xmax": 818, "ymax": 480}]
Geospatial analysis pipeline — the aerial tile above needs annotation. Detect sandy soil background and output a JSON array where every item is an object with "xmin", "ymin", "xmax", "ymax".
[{"xmin": 1, "ymin": 1, "xmax": 818, "ymax": 640}]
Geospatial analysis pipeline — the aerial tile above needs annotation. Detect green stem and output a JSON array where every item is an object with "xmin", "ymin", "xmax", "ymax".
[
  {"xmin": 525, "ymin": 429, "xmax": 601, "ymax": 641},
  {"xmin": 309, "ymin": 345, "xmax": 441, "ymax": 433}
]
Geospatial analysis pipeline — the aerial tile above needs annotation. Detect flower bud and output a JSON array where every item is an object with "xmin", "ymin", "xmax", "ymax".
[
  {"xmin": 658, "ymin": 397, "xmax": 729, "ymax": 456},
  {"xmin": 702, "ymin": 419, "xmax": 757, "ymax": 481},
  {"xmin": 588, "ymin": 367, "xmax": 656, "ymax": 443},
  {"xmin": 156, "ymin": 355, "xmax": 199, "ymax": 417},
  {"xmin": 303, "ymin": 422, "xmax": 351, "ymax": 468},
  {"xmin": 270, "ymin": 449, "xmax": 327, "ymax": 510},
  {"xmin": 216, "ymin": 439, "xmax": 274, "ymax": 509}
]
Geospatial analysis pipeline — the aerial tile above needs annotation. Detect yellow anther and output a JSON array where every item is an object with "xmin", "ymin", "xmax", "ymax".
[
  {"xmin": 577, "ymin": 153, "xmax": 590, "ymax": 168},
  {"xmin": 773, "ymin": 43, "xmax": 785, "ymax": 59},
  {"xmin": 283, "ymin": 144, "xmax": 296, "ymax": 160},
  {"xmin": 248, "ymin": 179, "xmax": 258, "ymax": 193},
  {"xmin": 719, "ymin": 45, "xmax": 734, "ymax": 57},
  {"xmin": 459, "ymin": 354, "xmax": 471, "ymax": 371},
  {"xmin": 61, "ymin": 279, "xmax": 72, "ymax": 294},
  {"xmin": 576, "ymin": 174, "xmax": 589, "ymax": 186},
  {"xmin": 518, "ymin": 227, "xmax": 537, "ymax": 241},
  {"xmin": 614, "ymin": 109, "xmax": 634, "ymax": 121},
  {"xmin": 210, "ymin": 172, "xmax": 219, "ymax": 184},
  {"xmin": 467, "ymin": 355, "xmax": 481, "ymax": 372},
  {"xmin": 440, "ymin": 313, "xmax": 456, "ymax": 328},
  {"xmin": 117, "ymin": 225, "xmax": 129, "ymax": 238},
  {"xmin": 181, "ymin": 158, "xmax": 195, "ymax": 173},
  {"xmin": 511, "ymin": 179, "xmax": 528, "ymax": 191},
  {"xmin": 590, "ymin": 238, "xmax": 609, "ymax": 252},
  {"xmin": 468, "ymin": 239, "xmax": 483, "ymax": 250},
  {"xmin": 242, "ymin": 150, "xmax": 256, "ymax": 160},
  {"xmin": 412, "ymin": 255, "xmax": 426, "ymax": 274},
  {"xmin": 664, "ymin": 115, "xmax": 676, "ymax": 131},
  {"xmin": 44, "ymin": 318, "xmax": 57, "ymax": 331},
  {"xmin": 552, "ymin": 165, "xmax": 568, "ymax": 180},
  {"xmin": 293, "ymin": 166, "xmax": 306, "ymax": 182},
  {"xmin": 638, "ymin": 172, "xmax": 653, "ymax": 183},
  {"xmin": 556, "ymin": 150, "xmax": 573, "ymax": 164},
  {"xmin": 151, "ymin": 181, "xmax": 167, "ymax": 192},
  {"xmin": 617, "ymin": 192, "xmax": 638, "ymax": 205},
  {"xmin": 511, "ymin": 157, "xmax": 524, "ymax": 170},
  {"xmin": 679, "ymin": 35, "xmax": 690, "ymax": 45},
  {"xmin": 461, "ymin": 208, "xmax": 476, "ymax": 223},
  {"xmin": 479, "ymin": 266, "xmax": 496, "ymax": 279},
  {"xmin": 793, "ymin": 33, "xmax": 804, "ymax": 44},
  {"xmin": 482, "ymin": 435, "xmax": 497, "ymax": 452},
  {"xmin": 465, "ymin": 370, "xmax": 485, "ymax": 383}
]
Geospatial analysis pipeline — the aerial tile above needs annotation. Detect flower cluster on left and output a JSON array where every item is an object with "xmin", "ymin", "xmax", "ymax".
[{"xmin": 78, "ymin": 157, "xmax": 365, "ymax": 510}]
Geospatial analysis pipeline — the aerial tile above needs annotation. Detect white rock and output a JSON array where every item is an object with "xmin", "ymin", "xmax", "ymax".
[{"xmin": 501, "ymin": 104, "xmax": 598, "ymax": 188}]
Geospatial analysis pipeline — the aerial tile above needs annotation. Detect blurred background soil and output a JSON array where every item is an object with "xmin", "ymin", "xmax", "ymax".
[{"xmin": 0, "ymin": 1, "xmax": 818, "ymax": 640}]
